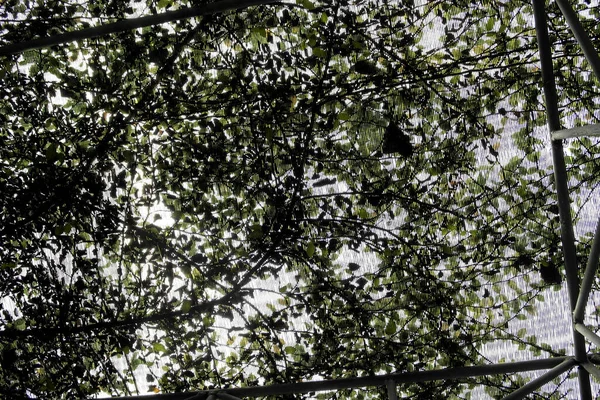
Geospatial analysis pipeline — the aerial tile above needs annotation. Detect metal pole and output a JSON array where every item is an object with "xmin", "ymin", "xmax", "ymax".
[
  {"xmin": 552, "ymin": 124, "xmax": 600, "ymax": 140},
  {"xmin": 580, "ymin": 362, "xmax": 600, "ymax": 381},
  {"xmin": 554, "ymin": 0, "xmax": 600, "ymax": 82},
  {"xmin": 575, "ymin": 323, "xmax": 600, "ymax": 348},
  {"xmin": 501, "ymin": 358, "xmax": 576, "ymax": 400},
  {"xmin": 0, "ymin": 0, "xmax": 281, "ymax": 57},
  {"xmin": 110, "ymin": 358, "xmax": 571, "ymax": 399},
  {"xmin": 386, "ymin": 380, "xmax": 399, "ymax": 400},
  {"xmin": 214, "ymin": 393, "xmax": 243, "ymax": 400},
  {"xmin": 574, "ymin": 217, "xmax": 600, "ymax": 322},
  {"xmin": 533, "ymin": 0, "xmax": 580, "ymax": 318},
  {"xmin": 531, "ymin": 0, "xmax": 592, "ymax": 397}
]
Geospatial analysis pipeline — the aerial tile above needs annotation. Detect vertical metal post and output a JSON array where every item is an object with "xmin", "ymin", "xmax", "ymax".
[
  {"xmin": 532, "ymin": 0, "xmax": 579, "ymax": 310},
  {"xmin": 574, "ymin": 217, "xmax": 600, "ymax": 322},
  {"xmin": 554, "ymin": 0, "xmax": 600, "ymax": 81},
  {"xmin": 531, "ymin": 0, "xmax": 591, "ymax": 398},
  {"xmin": 386, "ymin": 380, "xmax": 399, "ymax": 400}
]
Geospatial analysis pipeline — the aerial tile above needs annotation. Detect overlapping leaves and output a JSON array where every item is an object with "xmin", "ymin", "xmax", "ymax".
[{"xmin": 1, "ymin": 0, "xmax": 599, "ymax": 398}]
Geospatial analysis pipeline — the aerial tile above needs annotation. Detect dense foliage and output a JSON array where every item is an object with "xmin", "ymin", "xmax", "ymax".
[{"xmin": 1, "ymin": 0, "xmax": 600, "ymax": 398}]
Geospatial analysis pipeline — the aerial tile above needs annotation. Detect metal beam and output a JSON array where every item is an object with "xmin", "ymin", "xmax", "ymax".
[
  {"xmin": 532, "ymin": 0, "xmax": 579, "ymax": 318},
  {"xmin": 0, "ymin": 0, "xmax": 281, "ymax": 57},
  {"xmin": 554, "ymin": 0, "xmax": 600, "ymax": 82},
  {"xmin": 552, "ymin": 124, "xmax": 600, "ymax": 140},
  {"xmin": 531, "ymin": 0, "xmax": 592, "ymax": 397},
  {"xmin": 501, "ymin": 358, "xmax": 576, "ymax": 400},
  {"xmin": 111, "ymin": 358, "xmax": 571, "ymax": 400},
  {"xmin": 575, "ymin": 323, "xmax": 600, "ymax": 348},
  {"xmin": 211, "ymin": 393, "xmax": 243, "ymax": 400},
  {"xmin": 581, "ymin": 362, "xmax": 600, "ymax": 381},
  {"xmin": 574, "ymin": 217, "xmax": 600, "ymax": 322}
]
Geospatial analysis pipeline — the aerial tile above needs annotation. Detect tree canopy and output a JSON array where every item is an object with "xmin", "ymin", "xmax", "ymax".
[{"xmin": 1, "ymin": 0, "xmax": 600, "ymax": 398}]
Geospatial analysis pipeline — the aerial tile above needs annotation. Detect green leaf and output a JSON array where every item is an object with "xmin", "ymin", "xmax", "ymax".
[
  {"xmin": 46, "ymin": 143, "xmax": 58, "ymax": 161},
  {"xmin": 14, "ymin": 318, "xmax": 26, "ymax": 331},
  {"xmin": 306, "ymin": 242, "xmax": 316, "ymax": 258},
  {"xmin": 385, "ymin": 321, "xmax": 397, "ymax": 335},
  {"xmin": 248, "ymin": 224, "xmax": 263, "ymax": 240},
  {"xmin": 313, "ymin": 47, "xmax": 327, "ymax": 58},
  {"xmin": 297, "ymin": 0, "xmax": 315, "ymax": 10},
  {"xmin": 152, "ymin": 343, "xmax": 167, "ymax": 353},
  {"xmin": 181, "ymin": 300, "xmax": 192, "ymax": 313}
]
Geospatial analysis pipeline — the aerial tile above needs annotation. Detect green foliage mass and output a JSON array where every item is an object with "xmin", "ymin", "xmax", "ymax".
[{"xmin": 0, "ymin": 0, "xmax": 599, "ymax": 398}]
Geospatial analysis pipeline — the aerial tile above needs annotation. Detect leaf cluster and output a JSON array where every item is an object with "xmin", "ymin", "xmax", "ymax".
[{"xmin": 1, "ymin": 0, "xmax": 599, "ymax": 398}]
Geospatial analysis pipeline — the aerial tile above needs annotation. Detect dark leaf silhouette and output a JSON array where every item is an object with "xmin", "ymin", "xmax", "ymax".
[
  {"xmin": 354, "ymin": 60, "xmax": 379, "ymax": 75},
  {"xmin": 382, "ymin": 121, "xmax": 413, "ymax": 156},
  {"xmin": 540, "ymin": 264, "xmax": 562, "ymax": 285}
]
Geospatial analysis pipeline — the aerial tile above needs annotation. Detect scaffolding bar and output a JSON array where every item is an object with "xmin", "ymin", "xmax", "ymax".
[
  {"xmin": 533, "ymin": 0, "xmax": 580, "ymax": 318},
  {"xmin": 552, "ymin": 124, "xmax": 600, "ymax": 140},
  {"xmin": 212, "ymin": 393, "xmax": 243, "ymax": 400},
  {"xmin": 581, "ymin": 362, "xmax": 600, "ymax": 381},
  {"xmin": 574, "ymin": 217, "xmax": 600, "ymax": 322},
  {"xmin": 532, "ymin": 0, "xmax": 581, "ymax": 349},
  {"xmin": 501, "ymin": 358, "xmax": 576, "ymax": 400},
  {"xmin": 386, "ymin": 380, "xmax": 399, "ymax": 400},
  {"xmin": 0, "ymin": 0, "xmax": 279, "ymax": 56},
  {"xmin": 532, "ymin": 0, "xmax": 592, "ymax": 397},
  {"xmin": 555, "ymin": 0, "xmax": 600, "ymax": 82},
  {"xmin": 112, "ymin": 358, "xmax": 571, "ymax": 400},
  {"xmin": 575, "ymin": 323, "xmax": 600, "ymax": 348}
]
